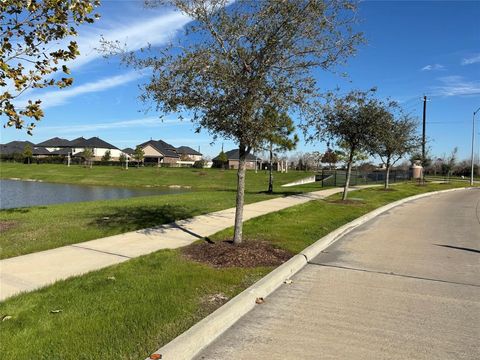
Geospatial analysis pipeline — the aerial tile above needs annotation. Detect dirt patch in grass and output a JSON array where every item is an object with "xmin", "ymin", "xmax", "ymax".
[
  {"xmin": 0, "ymin": 220, "xmax": 17, "ymax": 232},
  {"xmin": 182, "ymin": 240, "xmax": 293, "ymax": 268}
]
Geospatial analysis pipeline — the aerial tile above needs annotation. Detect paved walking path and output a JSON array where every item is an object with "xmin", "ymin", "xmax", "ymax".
[
  {"xmin": 197, "ymin": 188, "xmax": 480, "ymax": 360},
  {"xmin": 1, "ymin": 187, "xmax": 351, "ymax": 301}
]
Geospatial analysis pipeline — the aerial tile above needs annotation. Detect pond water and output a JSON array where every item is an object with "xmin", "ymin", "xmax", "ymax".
[{"xmin": 0, "ymin": 179, "xmax": 186, "ymax": 209}]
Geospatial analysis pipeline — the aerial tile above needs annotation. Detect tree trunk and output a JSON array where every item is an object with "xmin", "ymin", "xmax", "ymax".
[
  {"xmin": 233, "ymin": 145, "xmax": 248, "ymax": 245},
  {"xmin": 342, "ymin": 151, "xmax": 354, "ymax": 201},
  {"xmin": 385, "ymin": 163, "xmax": 391, "ymax": 189},
  {"xmin": 268, "ymin": 143, "xmax": 273, "ymax": 193}
]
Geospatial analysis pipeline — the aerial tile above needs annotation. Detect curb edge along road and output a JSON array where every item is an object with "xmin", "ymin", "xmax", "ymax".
[{"xmin": 147, "ymin": 187, "xmax": 471, "ymax": 360}]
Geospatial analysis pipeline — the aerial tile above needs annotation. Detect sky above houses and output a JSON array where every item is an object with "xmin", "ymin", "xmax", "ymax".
[{"xmin": 2, "ymin": 0, "xmax": 479, "ymax": 162}]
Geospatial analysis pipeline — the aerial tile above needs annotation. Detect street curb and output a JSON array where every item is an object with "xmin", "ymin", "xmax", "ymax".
[{"xmin": 147, "ymin": 186, "xmax": 471, "ymax": 360}]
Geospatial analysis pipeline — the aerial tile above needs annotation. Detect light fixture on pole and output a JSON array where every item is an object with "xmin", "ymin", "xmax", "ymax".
[{"xmin": 471, "ymin": 106, "xmax": 480, "ymax": 186}]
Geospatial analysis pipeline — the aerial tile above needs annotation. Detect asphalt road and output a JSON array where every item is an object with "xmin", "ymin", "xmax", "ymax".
[{"xmin": 196, "ymin": 188, "xmax": 480, "ymax": 360}]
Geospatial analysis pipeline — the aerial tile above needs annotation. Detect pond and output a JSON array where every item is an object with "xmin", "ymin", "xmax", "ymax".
[{"xmin": 0, "ymin": 179, "xmax": 187, "ymax": 209}]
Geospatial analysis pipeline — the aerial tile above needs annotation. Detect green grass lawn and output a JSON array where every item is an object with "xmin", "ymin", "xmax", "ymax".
[
  {"xmin": 0, "ymin": 163, "xmax": 313, "ymax": 190},
  {"xmin": 0, "ymin": 182, "xmax": 469, "ymax": 360},
  {"xmin": 0, "ymin": 164, "xmax": 321, "ymax": 259},
  {"xmin": 0, "ymin": 190, "xmax": 302, "ymax": 259}
]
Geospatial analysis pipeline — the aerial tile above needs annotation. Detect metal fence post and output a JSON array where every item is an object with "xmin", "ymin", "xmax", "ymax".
[
  {"xmin": 334, "ymin": 170, "xmax": 337, "ymax": 187},
  {"xmin": 321, "ymin": 169, "xmax": 324, "ymax": 188}
]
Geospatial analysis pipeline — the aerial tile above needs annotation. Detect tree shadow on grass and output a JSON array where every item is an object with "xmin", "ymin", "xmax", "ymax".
[
  {"xmin": 91, "ymin": 204, "xmax": 197, "ymax": 232},
  {"xmin": 256, "ymin": 190, "xmax": 303, "ymax": 197},
  {"xmin": 1, "ymin": 208, "xmax": 31, "ymax": 214}
]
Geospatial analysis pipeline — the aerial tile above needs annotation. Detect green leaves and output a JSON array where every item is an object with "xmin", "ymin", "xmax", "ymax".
[{"xmin": 0, "ymin": 0, "xmax": 100, "ymax": 133}]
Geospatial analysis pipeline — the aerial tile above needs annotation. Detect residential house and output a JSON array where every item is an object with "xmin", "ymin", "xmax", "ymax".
[
  {"xmin": 36, "ymin": 137, "xmax": 72, "ymax": 152},
  {"xmin": 138, "ymin": 139, "xmax": 180, "ymax": 165},
  {"xmin": 0, "ymin": 141, "xmax": 50, "ymax": 159},
  {"xmin": 213, "ymin": 149, "xmax": 261, "ymax": 170},
  {"xmin": 36, "ymin": 136, "xmax": 123, "ymax": 160},
  {"xmin": 70, "ymin": 137, "xmax": 122, "ymax": 160},
  {"xmin": 176, "ymin": 146, "xmax": 203, "ymax": 161}
]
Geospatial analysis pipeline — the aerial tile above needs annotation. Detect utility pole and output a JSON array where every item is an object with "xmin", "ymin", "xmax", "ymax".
[
  {"xmin": 471, "ymin": 107, "xmax": 480, "ymax": 186},
  {"xmin": 422, "ymin": 95, "xmax": 427, "ymax": 181},
  {"xmin": 422, "ymin": 96, "xmax": 427, "ymax": 166}
]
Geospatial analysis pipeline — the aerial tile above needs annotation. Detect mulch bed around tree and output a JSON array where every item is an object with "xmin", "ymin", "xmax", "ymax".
[
  {"xmin": 181, "ymin": 240, "xmax": 293, "ymax": 268},
  {"xmin": 0, "ymin": 221, "xmax": 17, "ymax": 232}
]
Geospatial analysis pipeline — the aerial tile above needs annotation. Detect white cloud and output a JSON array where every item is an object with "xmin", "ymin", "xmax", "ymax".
[
  {"xmin": 11, "ymin": 11, "xmax": 191, "ymax": 108},
  {"xmin": 421, "ymin": 64, "xmax": 445, "ymax": 71},
  {"xmin": 461, "ymin": 54, "xmax": 480, "ymax": 65},
  {"xmin": 17, "ymin": 71, "xmax": 145, "ymax": 109},
  {"xmin": 432, "ymin": 76, "xmax": 480, "ymax": 97},
  {"xmin": 69, "ymin": 11, "xmax": 190, "ymax": 70}
]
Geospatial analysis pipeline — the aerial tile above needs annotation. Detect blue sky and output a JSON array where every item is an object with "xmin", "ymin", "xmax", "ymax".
[{"xmin": 2, "ymin": 0, "xmax": 479, "ymax": 161}]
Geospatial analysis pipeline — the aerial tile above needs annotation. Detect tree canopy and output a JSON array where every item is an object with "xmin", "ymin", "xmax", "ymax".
[
  {"xmin": 368, "ymin": 109, "xmax": 419, "ymax": 188},
  {"xmin": 0, "ymin": 0, "xmax": 100, "ymax": 134},
  {"xmin": 117, "ymin": 0, "xmax": 363, "ymax": 244},
  {"xmin": 304, "ymin": 88, "xmax": 387, "ymax": 200}
]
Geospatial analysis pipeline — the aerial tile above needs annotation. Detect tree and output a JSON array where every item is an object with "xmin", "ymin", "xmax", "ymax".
[
  {"xmin": 213, "ymin": 151, "xmax": 228, "ymax": 169},
  {"xmin": 262, "ymin": 107, "xmax": 298, "ymax": 193},
  {"xmin": 310, "ymin": 151, "xmax": 323, "ymax": 171},
  {"xmin": 101, "ymin": 150, "xmax": 112, "ymax": 162},
  {"xmin": 334, "ymin": 143, "xmax": 368, "ymax": 168},
  {"xmin": 1, "ymin": 1, "xmax": 100, "ymax": 134},
  {"xmin": 321, "ymin": 148, "xmax": 338, "ymax": 169},
  {"xmin": 22, "ymin": 144, "xmax": 33, "ymax": 164},
  {"xmin": 111, "ymin": 0, "xmax": 362, "ymax": 244},
  {"xmin": 83, "ymin": 148, "xmax": 94, "ymax": 168},
  {"xmin": 368, "ymin": 110, "xmax": 420, "ymax": 189},
  {"xmin": 133, "ymin": 146, "xmax": 144, "ymax": 167},
  {"xmin": 442, "ymin": 147, "xmax": 458, "ymax": 181},
  {"xmin": 305, "ymin": 89, "xmax": 386, "ymax": 200}
]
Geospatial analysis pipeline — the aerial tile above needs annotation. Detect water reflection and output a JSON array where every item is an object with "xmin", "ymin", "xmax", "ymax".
[{"xmin": 0, "ymin": 179, "xmax": 186, "ymax": 209}]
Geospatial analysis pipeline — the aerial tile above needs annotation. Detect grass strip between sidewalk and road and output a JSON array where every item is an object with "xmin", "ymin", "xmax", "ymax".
[{"xmin": 0, "ymin": 182, "xmax": 470, "ymax": 360}]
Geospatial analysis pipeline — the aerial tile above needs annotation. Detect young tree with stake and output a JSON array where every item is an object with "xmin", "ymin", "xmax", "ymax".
[
  {"xmin": 263, "ymin": 107, "xmax": 298, "ymax": 193},
  {"xmin": 369, "ymin": 110, "xmax": 420, "ymax": 189},
  {"xmin": 133, "ymin": 146, "xmax": 144, "ymax": 168},
  {"xmin": 108, "ymin": 0, "xmax": 363, "ymax": 244},
  {"xmin": 305, "ymin": 89, "xmax": 385, "ymax": 200}
]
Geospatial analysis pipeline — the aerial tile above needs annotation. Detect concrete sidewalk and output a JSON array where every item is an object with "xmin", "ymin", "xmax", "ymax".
[
  {"xmin": 1, "ymin": 187, "xmax": 347, "ymax": 301},
  {"xmin": 196, "ymin": 188, "xmax": 480, "ymax": 360}
]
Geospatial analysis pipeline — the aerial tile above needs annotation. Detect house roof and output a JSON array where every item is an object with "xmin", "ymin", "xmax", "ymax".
[
  {"xmin": 50, "ymin": 148, "xmax": 73, "ymax": 155},
  {"xmin": 122, "ymin": 148, "xmax": 135, "ymax": 155},
  {"xmin": 0, "ymin": 141, "xmax": 36, "ymax": 155},
  {"xmin": 32, "ymin": 146, "xmax": 52, "ymax": 155},
  {"xmin": 213, "ymin": 149, "xmax": 260, "ymax": 161},
  {"xmin": 36, "ymin": 137, "xmax": 71, "ymax": 147},
  {"xmin": 70, "ymin": 136, "xmax": 118, "ymax": 150},
  {"xmin": 176, "ymin": 146, "xmax": 202, "ymax": 156},
  {"xmin": 139, "ymin": 139, "xmax": 179, "ymax": 158}
]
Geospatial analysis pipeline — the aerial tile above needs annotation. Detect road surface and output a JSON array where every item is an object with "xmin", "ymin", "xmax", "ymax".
[{"xmin": 197, "ymin": 188, "xmax": 480, "ymax": 360}]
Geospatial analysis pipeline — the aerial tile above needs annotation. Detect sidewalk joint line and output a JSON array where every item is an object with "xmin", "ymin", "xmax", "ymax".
[
  {"xmin": 307, "ymin": 262, "xmax": 480, "ymax": 288},
  {"xmin": 70, "ymin": 245, "xmax": 132, "ymax": 259}
]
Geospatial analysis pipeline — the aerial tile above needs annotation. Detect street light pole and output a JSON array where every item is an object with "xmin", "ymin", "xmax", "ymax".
[{"xmin": 471, "ymin": 107, "xmax": 480, "ymax": 186}]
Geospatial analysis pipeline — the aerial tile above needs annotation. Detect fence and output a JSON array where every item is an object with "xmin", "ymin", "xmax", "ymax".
[{"xmin": 315, "ymin": 169, "xmax": 410, "ymax": 188}]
